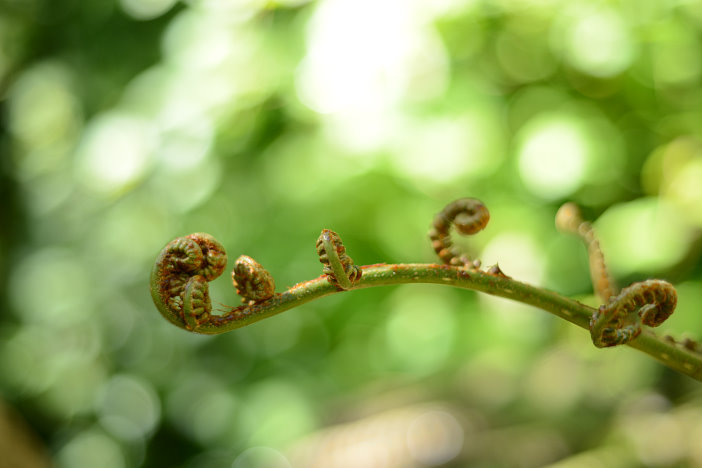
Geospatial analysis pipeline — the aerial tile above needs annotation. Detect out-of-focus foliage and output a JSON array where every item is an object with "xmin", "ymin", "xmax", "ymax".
[{"xmin": 1, "ymin": 0, "xmax": 702, "ymax": 467}]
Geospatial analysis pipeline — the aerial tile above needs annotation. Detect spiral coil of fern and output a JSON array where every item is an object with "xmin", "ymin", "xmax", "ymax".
[
  {"xmin": 232, "ymin": 255, "xmax": 276, "ymax": 303},
  {"xmin": 556, "ymin": 203, "xmax": 678, "ymax": 348},
  {"xmin": 428, "ymin": 198, "xmax": 489, "ymax": 267},
  {"xmin": 316, "ymin": 229, "xmax": 362, "ymax": 290},
  {"xmin": 590, "ymin": 280, "xmax": 677, "ymax": 348},
  {"xmin": 150, "ymin": 233, "xmax": 227, "ymax": 331},
  {"xmin": 147, "ymin": 199, "xmax": 702, "ymax": 380},
  {"xmin": 555, "ymin": 202, "xmax": 615, "ymax": 302}
]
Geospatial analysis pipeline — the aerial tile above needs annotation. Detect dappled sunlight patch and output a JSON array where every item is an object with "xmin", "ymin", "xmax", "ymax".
[
  {"xmin": 389, "ymin": 111, "xmax": 505, "ymax": 186},
  {"xmin": 296, "ymin": 0, "xmax": 448, "ymax": 115},
  {"xmin": 517, "ymin": 110, "xmax": 624, "ymax": 200},
  {"xmin": 383, "ymin": 287, "xmax": 457, "ymax": 375},
  {"xmin": 643, "ymin": 137, "xmax": 702, "ymax": 227},
  {"xmin": 75, "ymin": 112, "xmax": 156, "ymax": 196},
  {"xmin": 517, "ymin": 117, "xmax": 588, "ymax": 199},
  {"xmin": 166, "ymin": 372, "xmax": 239, "ymax": 445},
  {"xmin": 96, "ymin": 374, "xmax": 161, "ymax": 441},
  {"xmin": 56, "ymin": 430, "xmax": 126, "ymax": 468},
  {"xmin": 554, "ymin": 4, "xmax": 634, "ymax": 78},
  {"xmin": 597, "ymin": 198, "xmax": 692, "ymax": 277},
  {"xmin": 238, "ymin": 379, "xmax": 317, "ymax": 447}
]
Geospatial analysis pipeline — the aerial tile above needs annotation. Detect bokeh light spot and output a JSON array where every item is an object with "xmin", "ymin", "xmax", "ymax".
[
  {"xmin": 56, "ymin": 430, "xmax": 125, "ymax": 468},
  {"xmin": 517, "ymin": 115, "xmax": 588, "ymax": 199},
  {"xmin": 480, "ymin": 233, "xmax": 547, "ymax": 341},
  {"xmin": 119, "ymin": 0, "xmax": 177, "ymax": 20},
  {"xmin": 643, "ymin": 137, "xmax": 702, "ymax": 227},
  {"xmin": 651, "ymin": 20, "xmax": 701, "ymax": 86},
  {"xmin": 149, "ymin": 155, "xmax": 222, "ymax": 212},
  {"xmin": 166, "ymin": 373, "xmax": 239, "ymax": 445},
  {"xmin": 385, "ymin": 287, "xmax": 456, "ymax": 374},
  {"xmin": 622, "ymin": 412, "xmax": 685, "ymax": 466},
  {"xmin": 597, "ymin": 198, "xmax": 692, "ymax": 276},
  {"xmin": 162, "ymin": 10, "xmax": 236, "ymax": 70},
  {"xmin": 10, "ymin": 248, "xmax": 90, "ymax": 325},
  {"xmin": 390, "ymin": 112, "xmax": 504, "ymax": 184},
  {"xmin": 482, "ymin": 232, "xmax": 544, "ymax": 285},
  {"xmin": 76, "ymin": 112, "xmax": 156, "ymax": 195},
  {"xmin": 297, "ymin": 0, "xmax": 448, "ymax": 114},
  {"xmin": 239, "ymin": 380, "xmax": 316, "ymax": 447},
  {"xmin": 96, "ymin": 374, "xmax": 161, "ymax": 441},
  {"xmin": 560, "ymin": 6, "xmax": 634, "ymax": 77},
  {"xmin": 523, "ymin": 348, "xmax": 582, "ymax": 413},
  {"xmin": 232, "ymin": 447, "xmax": 292, "ymax": 468},
  {"xmin": 406, "ymin": 410, "xmax": 463, "ymax": 466},
  {"xmin": 43, "ymin": 355, "xmax": 108, "ymax": 419},
  {"xmin": 0, "ymin": 320, "xmax": 104, "ymax": 419},
  {"xmin": 496, "ymin": 29, "xmax": 556, "ymax": 83},
  {"xmin": 8, "ymin": 61, "xmax": 82, "ymax": 176},
  {"xmin": 157, "ymin": 116, "xmax": 214, "ymax": 172}
]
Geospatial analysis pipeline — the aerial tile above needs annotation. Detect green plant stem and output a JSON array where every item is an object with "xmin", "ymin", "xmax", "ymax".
[{"xmin": 192, "ymin": 263, "xmax": 702, "ymax": 382}]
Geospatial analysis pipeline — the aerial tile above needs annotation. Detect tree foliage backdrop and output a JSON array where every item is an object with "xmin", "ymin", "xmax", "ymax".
[{"xmin": 2, "ymin": 0, "xmax": 702, "ymax": 467}]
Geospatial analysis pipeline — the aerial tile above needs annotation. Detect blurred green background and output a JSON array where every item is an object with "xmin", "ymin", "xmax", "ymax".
[{"xmin": 2, "ymin": 0, "xmax": 702, "ymax": 467}]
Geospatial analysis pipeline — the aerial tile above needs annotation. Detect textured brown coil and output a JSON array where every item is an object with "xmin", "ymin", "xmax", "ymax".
[
  {"xmin": 429, "ymin": 198, "xmax": 489, "ymax": 267},
  {"xmin": 231, "ymin": 255, "xmax": 276, "ymax": 303},
  {"xmin": 316, "ymin": 229, "xmax": 362, "ymax": 289},
  {"xmin": 590, "ymin": 279, "xmax": 677, "ymax": 347}
]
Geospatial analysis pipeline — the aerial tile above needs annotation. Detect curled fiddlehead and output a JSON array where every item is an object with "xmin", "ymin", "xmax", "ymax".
[
  {"xmin": 556, "ymin": 202, "xmax": 615, "ymax": 302},
  {"xmin": 316, "ymin": 229, "xmax": 362, "ymax": 289},
  {"xmin": 232, "ymin": 255, "xmax": 276, "ymax": 303},
  {"xmin": 590, "ymin": 280, "xmax": 677, "ymax": 347},
  {"xmin": 147, "ymin": 198, "xmax": 701, "ymax": 380},
  {"xmin": 150, "ymin": 233, "xmax": 227, "ymax": 331},
  {"xmin": 429, "ymin": 198, "xmax": 489, "ymax": 267},
  {"xmin": 556, "ymin": 203, "xmax": 678, "ymax": 347}
]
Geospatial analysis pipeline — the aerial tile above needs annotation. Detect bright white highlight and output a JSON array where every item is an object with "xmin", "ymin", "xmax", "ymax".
[
  {"xmin": 480, "ymin": 233, "xmax": 546, "ymax": 333},
  {"xmin": 482, "ymin": 233, "xmax": 545, "ymax": 286},
  {"xmin": 76, "ymin": 112, "xmax": 155, "ymax": 195},
  {"xmin": 561, "ymin": 6, "xmax": 634, "ymax": 77},
  {"xmin": 518, "ymin": 117, "xmax": 587, "ymax": 199},
  {"xmin": 297, "ymin": 0, "xmax": 448, "ymax": 115},
  {"xmin": 597, "ymin": 198, "xmax": 691, "ymax": 276},
  {"xmin": 162, "ymin": 11, "xmax": 235, "ymax": 70},
  {"xmin": 390, "ymin": 113, "xmax": 503, "ymax": 183},
  {"xmin": 157, "ymin": 114, "xmax": 214, "ymax": 172}
]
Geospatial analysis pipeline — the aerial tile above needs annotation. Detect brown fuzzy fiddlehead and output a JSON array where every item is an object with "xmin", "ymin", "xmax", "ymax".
[
  {"xmin": 429, "ymin": 198, "xmax": 489, "ymax": 267},
  {"xmin": 556, "ymin": 202, "xmax": 615, "ymax": 302},
  {"xmin": 556, "ymin": 203, "xmax": 678, "ymax": 348},
  {"xmin": 316, "ymin": 229, "xmax": 362, "ymax": 289},
  {"xmin": 590, "ymin": 280, "xmax": 677, "ymax": 347},
  {"xmin": 150, "ymin": 233, "xmax": 227, "ymax": 331},
  {"xmin": 147, "ymin": 198, "xmax": 700, "ymax": 381},
  {"xmin": 232, "ymin": 255, "xmax": 276, "ymax": 303}
]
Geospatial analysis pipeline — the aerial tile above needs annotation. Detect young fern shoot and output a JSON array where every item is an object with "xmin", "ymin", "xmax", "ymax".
[
  {"xmin": 150, "ymin": 198, "xmax": 702, "ymax": 381},
  {"xmin": 555, "ymin": 203, "xmax": 678, "ymax": 348}
]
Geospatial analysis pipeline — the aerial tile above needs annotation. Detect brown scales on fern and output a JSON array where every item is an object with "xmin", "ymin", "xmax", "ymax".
[
  {"xmin": 149, "ymin": 198, "xmax": 701, "ymax": 381},
  {"xmin": 556, "ymin": 203, "xmax": 677, "ymax": 348},
  {"xmin": 429, "ymin": 198, "xmax": 489, "ymax": 267},
  {"xmin": 231, "ymin": 255, "xmax": 276, "ymax": 304}
]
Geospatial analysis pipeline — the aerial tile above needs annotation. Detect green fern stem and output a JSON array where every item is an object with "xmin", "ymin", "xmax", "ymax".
[
  {"xmin": 150, "ymin": 198, "xmax": 701, "ymax": 382},
  {"xmin": 151, "ymin": 261, "xmax": 702, "ymax": 382}
]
